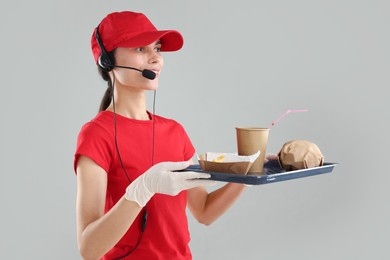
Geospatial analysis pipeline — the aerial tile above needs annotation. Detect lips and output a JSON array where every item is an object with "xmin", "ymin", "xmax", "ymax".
[
  {"xmin": 149, "ymin": 69, "xmax": 160, "ymax": 77},
  {"xmin": 151, "ymin": 69, "xmax": 160, "ymax": 74}
]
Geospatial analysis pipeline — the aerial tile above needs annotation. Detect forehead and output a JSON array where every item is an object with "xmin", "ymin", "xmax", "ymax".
[
  {"xmin": 135, "ymin": 39, "xmax": 162, "ymax": 47},
  {"xmin": 150, "ymin": 39, "xmax": 161, "ymax": 46}
]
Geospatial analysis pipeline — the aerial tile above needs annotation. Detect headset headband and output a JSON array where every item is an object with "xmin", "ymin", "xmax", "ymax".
[{"xmin": 95, "ymin": 25, "xmax": 115, "ymax": 71}]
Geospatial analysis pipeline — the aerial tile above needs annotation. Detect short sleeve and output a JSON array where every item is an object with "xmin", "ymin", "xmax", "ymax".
[
  {"xmin": 179, "ymin": 124, "xmax": 195, "ymax": 161},
  {"xmin": 73, "ymin": 122, "xmax": 114, "ymax": 174}
]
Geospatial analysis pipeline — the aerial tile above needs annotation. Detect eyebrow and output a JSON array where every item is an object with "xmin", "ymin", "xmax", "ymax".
[{"xmin": 154, "ymin": 40, "xmax": 162, "ymax": 46}]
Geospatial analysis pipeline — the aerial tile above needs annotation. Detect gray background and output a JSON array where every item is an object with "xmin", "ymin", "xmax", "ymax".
[{"xmin": 1, "ymin": 0, "xmax": 388, "ymax": 259}]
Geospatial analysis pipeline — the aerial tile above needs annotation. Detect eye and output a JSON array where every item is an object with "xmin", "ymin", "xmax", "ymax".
[
  {"xmin": 154, "ymin": 41, "xmax": 162, "ymax": 52},
  {"xmin": 136, "ymin": 47, "xmax": 144, "ymax": 52}
]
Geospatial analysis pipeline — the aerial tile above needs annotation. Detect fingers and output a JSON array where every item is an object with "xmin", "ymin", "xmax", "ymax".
[
  {"xmin": 265, "ymin": 153, "xmax": 279, "ymax": 163},
  {"xmin": 177, "ymin": 171, "xmax": 216, "ymax": 189},
  {"xmin": 185, "ymin": 179, "xmax": 217, "ymax": 189},
  {"xmin": 265, "ymin": 153, "xmax": 279, "ymax": 161},
  {"xmin": 177, "ymin": 171, "xmax": 211, "ymax": 180},
  {"xmin": 157, "ymin": 161, "xmax": 190, "ymax": 172}
]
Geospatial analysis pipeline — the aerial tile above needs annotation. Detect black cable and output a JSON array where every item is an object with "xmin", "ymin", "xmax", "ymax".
[
  {"xmin": 111, "ymin": 72, "xmax": 155, "ymax": 259},
  {"xmin": 114, "ymin": 232, "xmax": 144, "ymax": 260},
  {"xmin": 112, "ymin": 74, "xmax": 131, "ymax": 183},
  {"xmin": 152, "ymin": 90, "xmax": 156, "ymax": 166}
]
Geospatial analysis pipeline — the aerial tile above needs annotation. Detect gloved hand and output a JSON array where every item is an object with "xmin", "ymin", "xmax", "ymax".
[
  {"xmin": 264, "ymin": 153, "xmax": 279, "ymax": 163},
  {"xmin": 125, "ymin": 161, "xmax": 215, "ymax": 207}
]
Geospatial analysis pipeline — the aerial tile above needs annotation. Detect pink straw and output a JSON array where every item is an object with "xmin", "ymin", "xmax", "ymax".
[{"xmin": 268, "ymin": 109, "xmax": 308, "ymax": 128}]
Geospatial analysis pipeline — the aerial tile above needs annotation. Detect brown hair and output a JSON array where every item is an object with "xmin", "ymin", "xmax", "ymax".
[
  {"xmin": 97, "ymin": 49, "xmax": 117, "ymax": 112},
  {"xmin": 98, "ymin": 66, "xmax": 114, "ymax": 112}
]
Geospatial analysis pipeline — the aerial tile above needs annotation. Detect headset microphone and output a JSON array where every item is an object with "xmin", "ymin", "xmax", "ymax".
[{"xmin": 113, "ymin": 65, "xmax": 156, "ymax": 80}]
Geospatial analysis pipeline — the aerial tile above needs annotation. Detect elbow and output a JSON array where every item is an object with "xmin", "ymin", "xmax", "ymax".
[
  {"xmin": 79, "ymin": 248, "xmax": 100, "ymax": 260},
  {"xmin": 78, "ymin": 240, "xmax": 102, "ymax": 260},
  {"xmin": 200, "ymin": 220, "xmax": 213, "ymax": 226},
  {"xmin": 78, "ymin": 245, "xmax": 93, "ymax": 260},
  {"xmin": 197, "ymin": 215, "xmax": 215, "ymax": 226}
]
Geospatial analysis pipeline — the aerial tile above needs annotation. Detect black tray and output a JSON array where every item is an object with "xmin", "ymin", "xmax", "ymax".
[{"xmin": 180, "ymin": 160, "xmax": 337, "ymax": 185}]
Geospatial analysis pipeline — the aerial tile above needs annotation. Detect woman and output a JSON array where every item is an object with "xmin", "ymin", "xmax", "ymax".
[{"xmin": 74, "ymin": 11, "xmax": 247, "ymax": 260}]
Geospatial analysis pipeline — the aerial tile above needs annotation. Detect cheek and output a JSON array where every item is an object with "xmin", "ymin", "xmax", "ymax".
[
  {"xmin": 115, "ymin": 70, "xmax": 139, "ymax": 84},
  {"xmin": 115, "ymin": 70, "xmax": 160, "ymax": 89}
]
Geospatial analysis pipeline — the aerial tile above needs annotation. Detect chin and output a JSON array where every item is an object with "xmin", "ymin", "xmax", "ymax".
[
  {"xmin": 145, "ymin": 81, "xmax": 159, "ymax": 91},
  {"xmin": 142, "ymin": 85, "xmax": 158, "ymax": 91}
]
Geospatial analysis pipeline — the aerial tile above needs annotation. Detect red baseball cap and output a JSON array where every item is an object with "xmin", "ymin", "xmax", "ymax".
[{"xmin": 91, "ymin": 11, "xmax": 184, "ymax": 63}]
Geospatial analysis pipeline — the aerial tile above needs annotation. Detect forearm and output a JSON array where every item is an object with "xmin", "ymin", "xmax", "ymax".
[
  {"xmin": 77, "ymin": 159, "xmax": 212, "ymax": 259},
  {"xmin": 78, "ymin": 196, "xmax": 142, "ymax": 260},
  {"xmin": 195, "ymin": 183, "xmax": 246, "ymax": 225}
]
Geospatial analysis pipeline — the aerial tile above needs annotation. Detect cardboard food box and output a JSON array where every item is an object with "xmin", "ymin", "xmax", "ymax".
[{"xmin": 197, "ymin": 152, "xmax": 260, "ymax": 175}]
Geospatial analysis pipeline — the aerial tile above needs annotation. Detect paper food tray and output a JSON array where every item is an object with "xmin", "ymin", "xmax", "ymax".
[{"xmin": 178, "ymin": 160, "xmax": 337, "ymax": 185}]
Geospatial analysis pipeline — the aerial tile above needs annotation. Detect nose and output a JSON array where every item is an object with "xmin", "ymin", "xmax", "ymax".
[{"xmin": 148, "ymin": 50, "xmax": 162, "ymax": 65}]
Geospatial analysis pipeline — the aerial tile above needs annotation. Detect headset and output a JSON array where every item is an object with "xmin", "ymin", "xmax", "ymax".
[
  {"xmin": 95, "ymin": 24, "xmax": 155, "ymax": 259},
  {"xmin": 95, "ymin": 25, "xmax": 156, "ymax": 79},
  {"xmin": 95, "ymin": 25, "xmax": 115, "ymax": 71}
]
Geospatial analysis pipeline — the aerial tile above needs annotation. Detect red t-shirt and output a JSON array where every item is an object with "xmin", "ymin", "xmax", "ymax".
[{"xmin": 74, "ymin": 111, "xmax": 196, "ymax": 259}]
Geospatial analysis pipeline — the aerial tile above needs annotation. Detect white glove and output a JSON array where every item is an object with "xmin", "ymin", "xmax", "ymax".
[
  {"xmin": 125, "ymin": 161, "xmax": 215, "ymax": 207},
  {"xmin": 264, "ymin": 153, "xmax": 279, "ymax": 163}
]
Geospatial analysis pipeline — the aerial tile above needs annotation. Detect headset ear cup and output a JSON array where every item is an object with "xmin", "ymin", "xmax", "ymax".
[
  {"xmin": 98, "ymin": 51, "xmax": 115, "ymax": 71},
  {"xmin": 95, "ymin": 25, "xmax": 115, "ymax": 72}
]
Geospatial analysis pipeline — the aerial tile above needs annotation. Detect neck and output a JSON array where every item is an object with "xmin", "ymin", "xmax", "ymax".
[{"xmin": 107, "ymin": 84, "xmax": 151, "ymax": 120}]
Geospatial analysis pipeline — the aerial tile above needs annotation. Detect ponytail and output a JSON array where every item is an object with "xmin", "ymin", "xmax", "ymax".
[{"xmin": 98, "ymin": 66, "xmax": 113, "ymax": 112}]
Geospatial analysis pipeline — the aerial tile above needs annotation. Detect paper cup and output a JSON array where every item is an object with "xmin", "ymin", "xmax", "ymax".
[{"xmin": 236, "ymin": 127, "xmax": 270, "ymax": 173}]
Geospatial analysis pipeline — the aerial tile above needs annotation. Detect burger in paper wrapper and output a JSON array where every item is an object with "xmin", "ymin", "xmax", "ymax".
[{"xmin": 278, "ymin": 140, "xmax": 324, "ymax": 171}]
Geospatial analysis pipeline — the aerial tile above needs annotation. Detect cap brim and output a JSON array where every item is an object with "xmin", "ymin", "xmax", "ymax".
[{"xmin": 116, "ymin": 30, "xmax": 183, "ymax": 52}]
